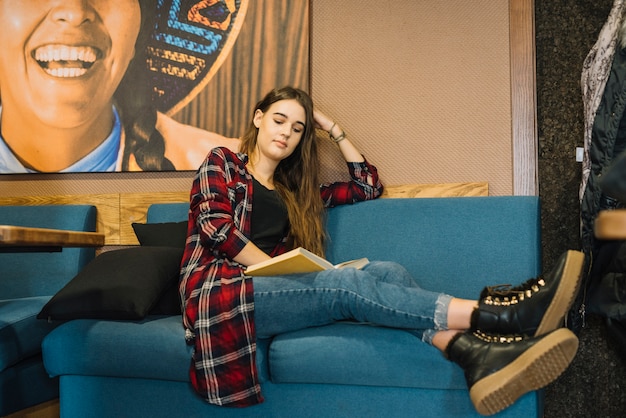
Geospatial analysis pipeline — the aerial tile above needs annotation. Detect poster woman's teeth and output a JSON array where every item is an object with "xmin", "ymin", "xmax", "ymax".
[{"xmin": 34, "ymin": 45, "xmax": 101, "ymax": 77}]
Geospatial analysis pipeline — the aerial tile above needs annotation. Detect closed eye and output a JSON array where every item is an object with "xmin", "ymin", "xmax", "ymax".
[{"xmin": 274, "ymin": 118, "xmax": 304, "ymax": 134}]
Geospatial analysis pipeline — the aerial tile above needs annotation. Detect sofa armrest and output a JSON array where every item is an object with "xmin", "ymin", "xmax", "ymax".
[{"xmin": 0, "ymin": 205, "xmax": 97, "ymax": 299}]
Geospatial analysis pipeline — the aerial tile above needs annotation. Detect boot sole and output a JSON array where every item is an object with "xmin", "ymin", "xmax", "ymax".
[
  {"xmin": 535, "ymin": 250, "xmax": 585, "ymax": 336},
  {"xmin": 470, "ymin": 328, "xmax": 579, "ymax": 416}
]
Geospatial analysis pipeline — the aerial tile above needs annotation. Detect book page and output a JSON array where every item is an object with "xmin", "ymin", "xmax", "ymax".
[
  {"xmin": 245, "ymin": 247, "xmax": 333, "ymax": 276},
  {"xmin": 334, "ymin": 258, "xmax": 369, "ymax": 270},
  {"xmin": 245, "ymin": 247, "xmax": 369, "ymax": 276}
]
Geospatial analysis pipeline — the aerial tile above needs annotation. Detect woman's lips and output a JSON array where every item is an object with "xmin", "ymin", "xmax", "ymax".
[{"xmin": 33, "ymin": 44, "xmax": 102, "ymax": 78}]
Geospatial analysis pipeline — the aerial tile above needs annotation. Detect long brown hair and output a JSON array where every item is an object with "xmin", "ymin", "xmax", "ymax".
[
  {"xmin": 239, "ymin": 87, "xmax": 326, "ymax": 256},
  {"xmin": 116, "ymin": 1, "xmax": 174, "ymax": 171}
]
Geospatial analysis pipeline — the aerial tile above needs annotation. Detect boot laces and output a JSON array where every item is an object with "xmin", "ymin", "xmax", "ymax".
[
  {"xmin": 473, "ymin": 330, "xmax": 524, "ymax": 344},
  {"xmin": 481, "ymin": 277, "xmax": 546, "ymax": 306}
]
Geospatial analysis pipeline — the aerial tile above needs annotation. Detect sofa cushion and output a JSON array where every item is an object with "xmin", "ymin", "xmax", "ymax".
[
  {"xmin": 42, "ymin": 316, "xmax": 271, "ymax": 384},
  {"xmin": 269, "ymin": 323, "xmax": 467, "ymax": 390},
  {"xmin": 0, "ymin": 296, "xmax": 58, "ymax": 371},
  {"xmin": 132, "ymin": 221, "xmax": 187, "ymax": 248},
  {"xmin": 43, "ymin": 317, "xmax": 190, "ymax": 381},
  {"xmin": 38, "ymin": 247, "xmax": 183, "ymax": 321},
  {"xmin": 44, "ymin": 318, "xmax": 465, "ymax": 392}
]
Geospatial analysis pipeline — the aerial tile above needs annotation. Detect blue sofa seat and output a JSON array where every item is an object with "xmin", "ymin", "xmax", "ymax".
[
  {"xmin": 0, "ymin": 205, "xmax": 97, "ymax": 416},
  {"xmin": 43, "ymin": 197, "xmax": 544, "ymax": 417}
]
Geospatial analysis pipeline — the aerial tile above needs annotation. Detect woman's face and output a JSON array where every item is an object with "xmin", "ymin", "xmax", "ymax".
[
  {"xmin": 0, "ymin": 0, "xmax": 141, "ymax": 129},
  {"xmin": 253, "ymin": 99, "xmax": 306, "ymax": 164}
]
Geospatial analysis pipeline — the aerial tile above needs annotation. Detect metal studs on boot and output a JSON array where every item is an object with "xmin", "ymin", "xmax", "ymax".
[
  {"xmin": 471, "ymin": 250, "xmax": 585, "ymax": 336},
  {"xmin": 446, "ymin": 328, "xmax": 578, "ymax": 416}
]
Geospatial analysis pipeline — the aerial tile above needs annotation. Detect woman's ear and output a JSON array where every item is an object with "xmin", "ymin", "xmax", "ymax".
[{"xmin": 253, "ymin": 109, "xmax": 263, "ymax": 128}]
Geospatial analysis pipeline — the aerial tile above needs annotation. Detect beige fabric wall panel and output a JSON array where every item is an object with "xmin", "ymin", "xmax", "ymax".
[{"xmin": 312, "ymin": 0, "xmax": 513, "ymax": 194}]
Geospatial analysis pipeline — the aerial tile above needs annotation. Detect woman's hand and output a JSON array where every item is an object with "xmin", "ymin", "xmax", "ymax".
[
  {"xmin": 313, "ymin": 109, "xmax": 345, "ymax": 143},
  {"xmin": 313, "ymin": 109, "xmax": 335, "ymax": 133},
  {"xmin": 234, "ymin": 241, "xmax": 272, "ymax": 267},
  {"xmin": 313, "ymin": 109, "xmax": 364, "ymax": 163}
]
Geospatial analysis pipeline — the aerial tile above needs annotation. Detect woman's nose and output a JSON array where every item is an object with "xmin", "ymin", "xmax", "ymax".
[
  {"xmin": 49, "ymin": 0, "xmax": 97, "ymax": 26},
  {"xmin": 281, "ymin": 124, "xmax": 292, "ymax": 137}
]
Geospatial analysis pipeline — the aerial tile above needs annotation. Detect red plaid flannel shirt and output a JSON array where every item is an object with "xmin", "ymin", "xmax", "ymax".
[{"xmin": 179, "ymin": 147, "xmax": 383, "ymax": 407}]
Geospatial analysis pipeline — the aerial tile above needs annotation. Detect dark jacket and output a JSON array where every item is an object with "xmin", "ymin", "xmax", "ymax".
[{"xmin": 580, "ymin": 0, "xmax": 626, "ymax": 325}]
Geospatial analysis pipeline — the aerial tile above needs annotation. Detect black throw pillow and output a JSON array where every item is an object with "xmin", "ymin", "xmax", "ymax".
[
  {"xmin": 132, "ymin": 221, "xmax": 188, "ymax": 248},
  {"xmin": 38, "ymin": 246, "xmax": 183, "ymax": 321},
  {"xmin": 149, "ymin": 281, "xmax": 183, "ymax": 315}
]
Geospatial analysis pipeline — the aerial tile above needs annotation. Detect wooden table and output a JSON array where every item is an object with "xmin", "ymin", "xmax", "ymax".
[{"xmin": 0, "ymin": 225, "xmax": 105, "ymax": 252}]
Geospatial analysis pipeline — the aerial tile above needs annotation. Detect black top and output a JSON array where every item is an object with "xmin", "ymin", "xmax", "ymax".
[{"xmin": 250, "ymin": 177, "xmax": 289, "ymax": 254}]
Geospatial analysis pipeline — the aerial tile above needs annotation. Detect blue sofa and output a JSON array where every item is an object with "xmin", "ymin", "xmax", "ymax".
[
  {"xmin": 0, "ymin": 205, "xmax": 97, "ymax": 416},
  {"xmin": 42, "ymin": 196, "xmax": 546, "ymax": 417}
]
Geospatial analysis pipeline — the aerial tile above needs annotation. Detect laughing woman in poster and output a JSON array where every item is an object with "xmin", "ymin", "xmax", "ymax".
[{"xmin": 0, "ymin": 0, "xmax": 241, "ymax": 173}]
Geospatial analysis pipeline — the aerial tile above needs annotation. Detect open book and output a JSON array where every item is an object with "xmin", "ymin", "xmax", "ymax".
[{"xmin": 245, "ymin": 247, "xmax": 369, "ymax": 277}]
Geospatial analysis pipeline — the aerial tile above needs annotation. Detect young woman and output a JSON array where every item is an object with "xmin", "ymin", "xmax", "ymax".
[{"xmin": 179, "ymin": 86, "xmax": 583, "ymax": 415}]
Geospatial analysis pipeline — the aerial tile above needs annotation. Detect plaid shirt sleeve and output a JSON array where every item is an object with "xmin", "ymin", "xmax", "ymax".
[
  {"xmin": 320, "ymin": 158, "xmax": 384, "ymax": 207},
  {"xmin": 180, "ymin": 148, "xmax": 263, "ymax": 407},
  {"xmin": 191, "ymin": 148, "xmax": 251, "ymax": 259}
]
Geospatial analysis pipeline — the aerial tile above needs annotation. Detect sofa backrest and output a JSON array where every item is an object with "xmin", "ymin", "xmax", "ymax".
[
  {"xmin": 324, "ymin": 196, "xmax": 541, "ymax": 299},
  {"xmin": 0, "ymin": 205, "xmax": 97, "ymax": 299},
  {"xmin": 146, "ymin": 203, "xmax": 189, "ymax": 224},
  {"xmin": 146, "ymin": 196, "xmax": 541, "ymax": 300}
]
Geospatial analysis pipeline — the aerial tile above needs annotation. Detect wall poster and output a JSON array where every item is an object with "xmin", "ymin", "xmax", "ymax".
[{"xmin": 0, "ymin": 0, "xmax": 310, "ymax": 174}]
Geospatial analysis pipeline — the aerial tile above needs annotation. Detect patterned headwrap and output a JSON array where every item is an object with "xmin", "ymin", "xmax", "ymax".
[{"xmin": 145, "ymin": 0, "xmax": 248, "ymax": 115}]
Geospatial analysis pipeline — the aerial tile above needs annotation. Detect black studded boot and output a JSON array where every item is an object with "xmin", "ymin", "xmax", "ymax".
[
  {"xmin": 446, "ymin": 328, "xmax": 578, "ymax": 416},
  {"xmin": 471, "ymin": 250, "xmax": 585, "ymax": 336}
]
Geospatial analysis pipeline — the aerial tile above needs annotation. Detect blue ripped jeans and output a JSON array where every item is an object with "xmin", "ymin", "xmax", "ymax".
[{"xmin": 252, "ymin": 261, "xmax": 453, "ymax": 344}]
